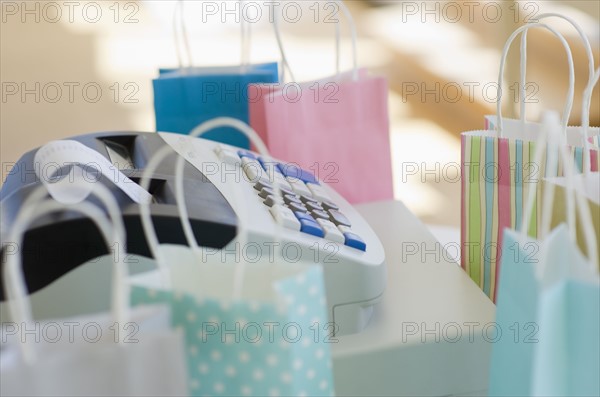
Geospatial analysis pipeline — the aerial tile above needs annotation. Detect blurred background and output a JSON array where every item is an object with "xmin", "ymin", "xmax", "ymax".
[{"xmin": 1, "ymin": 0, "xmax": 599, "ymax": 228}]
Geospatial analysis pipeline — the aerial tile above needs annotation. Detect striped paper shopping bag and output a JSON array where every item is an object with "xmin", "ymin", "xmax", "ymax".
[{"xmin": 461, "ymin": 121, "xmax": 599, "ymax": 301}]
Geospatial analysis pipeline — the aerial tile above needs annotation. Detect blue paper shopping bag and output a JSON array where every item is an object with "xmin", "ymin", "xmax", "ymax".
[
  {"xmin": 532, "ymin": 277, "xmax": 600, "ymax": 396},
  {"xmin": 152, "ymin": 1, "xmax": 279, "ymax": 148},
  {"xmin": 153, "ymin": 63, "xmax": 279, "ymax": 149},
  {"xmin": 129, "ymin": 250, "xmax": 335, "ymax": 397},
  {"xmin": 489, "ymin": 109, "xmax": 600, "ymax": 396},
  {"xmin": 489, "ymin": 226, "xmax": 565, "ymax": 396},
  {"xmin": 130, "ymin": 116, "xmax": 335, "ymax": 396},
  {"xmin": 490, "ymin": 226, "xmax": 600, "ymax": 396}
]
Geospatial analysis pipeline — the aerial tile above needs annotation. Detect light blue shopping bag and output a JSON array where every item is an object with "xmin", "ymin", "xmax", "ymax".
[
  {"xmin": 488, "ymin": 122, "xmax": 600, "ymax": 397},
  {"xmin": 530, "ymin": 232, "xmax": 600, "ymax": 397},
  {"xmin": 129, "ymin": 248, "xmax": 335, "ymax": 397},
  {"xmin": 488, "ymin": 227, "xmax": 554, "ymax": 397},
  {"xmin": 131, "ymin": 116, "xmax": 335, "ymax": 396},
  {"xmin": 489, "ymin": 102, "xmax": 600, "ymax": 396},
  {"xmin": 490, "ymin": 225, "xmax": 599, "ymax": 396}
]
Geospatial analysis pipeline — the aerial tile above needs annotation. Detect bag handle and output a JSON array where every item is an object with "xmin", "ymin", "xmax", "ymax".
[
  {"xmin": 240, "ymin": 0, "xmax": 251, "ymax": 66},
  {"xmin": 518, "ymin": 14, "xmax": 595, "ymax": 126},
  {"xmin": 497, "ymin": 23, "xmax": 575, "ymax": 138},
  {"xmin": 548, "ymin": 107, "xmax": 599, "ymax": 269},
  {"xmin": 185, "ymin": 118, "xmax": 285, "ymax": 300},
  {"xmin": 139, "ymin": 118, "xmax": 284, "ymax": 299},
  {"xmin": 138, "ymin": 147, "xmax": 180, "ymax": 287},
  {"xmin": 173, "ymin": 0, "xmax": 252, "ymax": 69},
  {"xmin": 273, "ymin": 0, "xmax": 359, "ymax": 83},
  {"xmin": 173, "ymin": 1, "xmax": 190, "ymax": 69},
  {"xmin": 520, "ymin": 112, "xmax": 599, "ymax": 270},
  {"xmin": 581, "ymin": 67, "xmax": 600, "ymax": 174},
  {"xmin": 519, "ymin": 14, "xmax": 597, "ymax": 172},
  {"xmin": 3, "ymin": 185, "xmax": 128, "ymax": 364},
  {"xmin": 520, "ymin": 112, "xmax": 552, "ymax": 239}
]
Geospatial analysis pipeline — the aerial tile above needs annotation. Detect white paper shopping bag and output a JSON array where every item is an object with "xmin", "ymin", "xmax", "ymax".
[{"xmin": 1, "ymin": 186, "xmax": 188, "ymax": 396}]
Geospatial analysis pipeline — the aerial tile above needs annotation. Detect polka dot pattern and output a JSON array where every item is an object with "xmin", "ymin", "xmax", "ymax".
[{"xmin": 131, "ymin": 266, "xmax": 334, "ymax": 396}]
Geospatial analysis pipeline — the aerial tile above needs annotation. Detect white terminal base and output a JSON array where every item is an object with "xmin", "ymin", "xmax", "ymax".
[{"xmin": 332, "ymin": 201, "xmax": 496, "ymax": 397}]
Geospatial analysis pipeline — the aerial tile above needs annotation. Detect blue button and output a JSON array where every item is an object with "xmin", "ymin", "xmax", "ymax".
[
  {"xmin": 344, "ymin": 233, "xmax": 366, "ymax": 251},
  {"xmin": 278, "ymin": 164, "xmax": 319, "ymax": 185},
  {"xmin": 238, "ymin": 150, "xmax": 257, "ymax": 160},
  {"xmin": 300, "ymin": 219, "xmax": 325, "ymax": 238},
  {"xmin": 258, "ymin": 157, "xmax": 282, "ymax": 173},
  {"xmin": 295, "ymin": 211, "xmax": 316, "ymax": 223}
]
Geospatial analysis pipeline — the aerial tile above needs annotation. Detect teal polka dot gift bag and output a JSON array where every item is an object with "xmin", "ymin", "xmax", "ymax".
[
  {"xmin": 129, "ymin": 118, "xmax": 336, "ymax": 396},
  {"xmin": 131, "ymin": 260, "xmax": 334, "ymax": 397}
]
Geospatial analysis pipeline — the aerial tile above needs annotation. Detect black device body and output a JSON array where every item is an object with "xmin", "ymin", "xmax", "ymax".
[{"xmin": 0, "ymin": 131, "xmax": 238, "ymax": 299}]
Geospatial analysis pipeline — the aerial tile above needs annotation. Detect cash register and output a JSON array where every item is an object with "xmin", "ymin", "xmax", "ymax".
[{"xmin": 0, "ymin": 131, "xmax": 494, "ymax": 396}]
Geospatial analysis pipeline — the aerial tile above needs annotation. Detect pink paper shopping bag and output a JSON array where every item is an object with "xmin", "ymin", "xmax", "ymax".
[
  {"xmin": 248, "ymin": 3, "xmax": 393, "ymax": 204},
  {"xmin": 249, "ymin": 72, "xmax": 392, "ymax": 204}
]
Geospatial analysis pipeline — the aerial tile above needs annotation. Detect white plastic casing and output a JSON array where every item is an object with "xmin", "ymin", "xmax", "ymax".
[{"xmin": 159, "ymin": 133, "xmax": 387, "ymax": 335}]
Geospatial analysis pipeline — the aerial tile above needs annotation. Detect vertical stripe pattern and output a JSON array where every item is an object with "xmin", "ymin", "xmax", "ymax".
[{"xmin": 461, "ymin": 130, "xmax": 600, "ymax": 301}]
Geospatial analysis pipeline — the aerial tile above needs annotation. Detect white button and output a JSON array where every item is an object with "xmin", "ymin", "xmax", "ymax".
[
  {"xmin": 261, "ymin": 161, "xmax": 280, "ymax": 179},
  {"xmin": 264, "ymin": 166, "xmax": 276, "ymax": 179},
  {"xmin": 242, "ymin": 157, "xmax": 265, "ymax": 182},
  {"xmin": 338, "ymin": 225, "xmax": 352, "ymax": 235},
  {"xmin": 287, "ymin": 177, "xmax": 312, "ymax": 197},
  {"xmin": 219, "ymin": 149, "xmax": 241, "ymax": 165},
  {"xmin": 270, "ymin": 205, "xmax": 301, "ymax": 231},
  {"xmin": 213, "ymin": 144, "xmax": 225, "ymax": 155},
  {"xmin": 264, "ymin": 195, "xmax": 284, "ymax": 207},
  {"xmin": 317, "ymin": 219, "xmax": 345, "ymax": 243},
  {"xmin": 272, "ymin": 174, "xmax": 292, "ymax": 191},
  {"xmin": 307, "ymin": 183, "xmax": 330, "ymax": 202}
]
